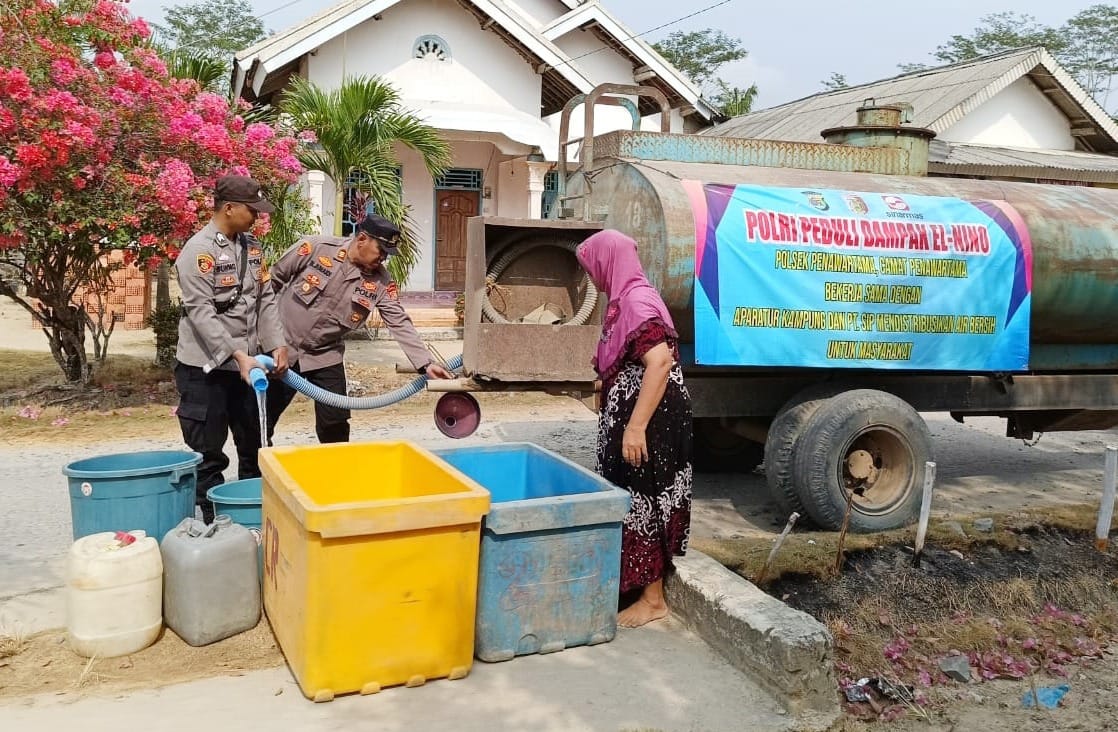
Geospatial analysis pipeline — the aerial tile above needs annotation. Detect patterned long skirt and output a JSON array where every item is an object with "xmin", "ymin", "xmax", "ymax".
[{"xmin": 597, "ymin": 361, "xmax": 693, "ymax": 593}]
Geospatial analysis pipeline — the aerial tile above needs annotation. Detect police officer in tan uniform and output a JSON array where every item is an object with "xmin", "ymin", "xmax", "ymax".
[
  {"xmin": 266, "ymin": 215, "xmax": 452, "ymax": 444},
  {"xmin": 175, "ymin": 175, "xmax": 289, "ymax": 522}
]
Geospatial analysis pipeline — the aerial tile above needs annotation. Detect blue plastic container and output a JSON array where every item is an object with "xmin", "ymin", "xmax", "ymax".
[
  {"xmin": 207, "ymin": 478, "xmax": 262, "ymax": 530},
  {"xmin": 433, "ymin": 443, "xmax": 630, "ymax": 662},
  {"xmin": 63, "ymin": 450, "xmax": 202, "ymax": 541},
  {"xmin": 207, "ymin": 478, "xmax": 264, "ymax": 581}
]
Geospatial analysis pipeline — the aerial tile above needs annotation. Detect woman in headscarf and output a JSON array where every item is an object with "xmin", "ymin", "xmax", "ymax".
[{"xmin": 576, "ymin": 229, "xmax": 693, "ymax": 628}]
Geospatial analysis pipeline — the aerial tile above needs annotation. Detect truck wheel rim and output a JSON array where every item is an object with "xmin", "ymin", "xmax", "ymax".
[{"xmin": 837, "ymin": 425, "xmax": 914, "ymax": 516}]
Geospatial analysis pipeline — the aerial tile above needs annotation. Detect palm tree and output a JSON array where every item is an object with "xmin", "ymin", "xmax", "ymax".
[
  {"xmin": 163, "ymin": 49, "xmax": 228, "ymax": 93},
  {"xmin": 716, "ymin": 82, "xmax": 760, "ymax": 118},
  {"xmin": 279, "ymin": 75, "xmax": 452, "ymax": 285}
]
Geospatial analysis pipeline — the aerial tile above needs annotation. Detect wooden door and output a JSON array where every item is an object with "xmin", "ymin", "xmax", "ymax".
[{"xmin": 435, "ymin": 189, "xmax": 478, "ymax": 291}]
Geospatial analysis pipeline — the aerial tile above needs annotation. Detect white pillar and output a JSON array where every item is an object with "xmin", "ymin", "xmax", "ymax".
[
  {"xmin": 526, "ymin": 161, "xmax": 550, "ymax": 219},
  {"xmin": 306, "ymin": 171, "xmax": 326, "ymax": 235}
]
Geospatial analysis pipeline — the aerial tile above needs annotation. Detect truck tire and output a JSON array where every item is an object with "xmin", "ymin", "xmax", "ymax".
[
  {"xmin": 791, "ymin": 389, "xmax": 932, "ymax": 532},
  {"xmin": 763, "ymin": 384, "xmax": 845, "ymax": 520},
  {"xmin": 692, "ymin": 418, "xmax": 763, "ymax": 473}
]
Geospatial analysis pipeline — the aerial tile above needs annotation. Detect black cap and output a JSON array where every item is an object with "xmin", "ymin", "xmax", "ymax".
[
  {"xmin": 357, "ymin": 215, "xmax": 401, "ymax": 253},
  {"xmin": 215, "ymin": 175, "xmax": 275, "ymax": 214}
]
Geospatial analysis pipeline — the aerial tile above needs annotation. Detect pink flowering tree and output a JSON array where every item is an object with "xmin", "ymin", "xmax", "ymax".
[{"xmin": 0, "ymin": 0, "xmax": 303, "ymax": 383}]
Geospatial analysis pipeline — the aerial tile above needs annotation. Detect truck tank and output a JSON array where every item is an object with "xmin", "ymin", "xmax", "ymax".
[
  {"xmin": 459, "ymin": 88, "xmax": 1118, "ymax": 533},
  {"xmin": 564, "ymin": 142, "xmax": 1118, "ymax": 357}
]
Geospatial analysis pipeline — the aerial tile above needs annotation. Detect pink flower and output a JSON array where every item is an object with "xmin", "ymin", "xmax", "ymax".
[
  {"xmin": 0, "ymin": 156, "xmax": 20, "ymax": 187},
  {"xmin": 50, "ymin": 57, "xmax": 80, "ymax": 85},
  {"xmin": 18, "ymin": 405, "xmax": 42, "ymax": 420},
  {"xmin": 194, "ymin": 92, "xmax": 229, "ymax": 124},
  {"xmin": 130, "ymin": 47, "xmax": 167, "ymax": 77},
  {"xmin": 129, "ymin": 18, "xmax": 151, "ymax": 40},
  {"xmin": 93, "ymin": 51, "xmax": 116, "ymax": 69},
  {"xmin": 297, "ymin": 129, "xmax": 318, "ymax": 143},
  {"xmin": 52, "ymin": 417, "xmax": 70, "ymax": 427},
  {"xmin": 154, "ymin": 159, "xmax": 195, "ymax": 213},
  {"xmin": 62, "ymin": 120, "xmax": 97, "ymax": 147},
  {"xmin": 0, "ymin": 67, "xmax": 33, "ymax": 102},
  {"xmin": 107, "ymin": 86, "xmax": 135, "ymax": 106},
  {"xmin": 279, "ymin": 155, "xmax": 302, "ymax": 173},
  {"xmin": 39, "ymin": 89, "xmax": 81, "ymax": 114},
  {"xmin": 15, "ymin": 143, "xmax": 49, "ymax": 170},
  {"xmin": 244, "ymin": 122, "xmax": 275, "ymax": 145},
  {"xmin": 195, "ymin": 123, "xmax": 233, "ymax": 160},
  {"xmin": 165, "ymin": 112, "xmax": 204, "ymax": 143}
]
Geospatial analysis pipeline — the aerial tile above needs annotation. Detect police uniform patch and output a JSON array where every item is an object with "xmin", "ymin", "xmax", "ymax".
[
  {"xmin": 305, "ymin": 273, "xmax": 321, "ymax": 287},
  {"xmin": 386, "ymin": 282, "xmax": 399, "ymax": 300},
  {"xmin": 249, "ymin": 247, "xmax": 262, "ymax": 256},
  {"xmin": 335, "ymin": 249, "xmax": 347, "ymax": 262},
  {"xmin": 363, "ymin": 280, "xmax": 378, "ymax": 293},
  {"xmin": 220, "ymin": 274, "xmax": 237, "ymax": 287},
  {"xmin": 301, "ymin": 282, "xmax": 312, "ymax": 294},
  {"xmin": 350, "ymin": 311, "xmax": 363, "ymax": 324},
  {"xmin": 297, "ymin": 242, "xmax": 312, "ymax": 256},
  {"xmin": 197, "ymin": 253, "xmax": 215, "ymax": 274},
  {"xmin": 356, "ymin": 296, "xmax": 371, "ymax": 308},
  {"xmin": 317, "ymin": 256, "xmax": 333, "ymax": 268}
]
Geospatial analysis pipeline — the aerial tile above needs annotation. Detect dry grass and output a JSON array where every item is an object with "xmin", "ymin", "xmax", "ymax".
[
  {"xmin": 692, "ymin": 506, "xmax": 1099, "ymax": 585},
  {"xmin": 827, "ymin": 574, "xmax": 1118, "ymax": 676},
  {"xmin": 0, "ymin": 631, "xmax": 27, "ymax": 661},
  {"xmin": 0, "ymin": 350, "xmax": 169, "ymax": 396}
]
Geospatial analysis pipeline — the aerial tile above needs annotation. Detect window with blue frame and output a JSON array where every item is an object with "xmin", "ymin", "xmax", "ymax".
[
  {"xmin": 541, "ymin": 170, "xmax": 559, "ymax": 219},
  {"xmin": 342, "ymin": 168, "xmax": 402, "ymax": 235}
]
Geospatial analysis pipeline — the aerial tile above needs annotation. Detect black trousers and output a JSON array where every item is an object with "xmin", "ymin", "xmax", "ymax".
[
  {"xmin": 266, "ymin": 361, "xmax": 350, "ymax": 444},
  {"xmin": 174, "ymin": 362, "xmax": 262, "ymax": 522}
]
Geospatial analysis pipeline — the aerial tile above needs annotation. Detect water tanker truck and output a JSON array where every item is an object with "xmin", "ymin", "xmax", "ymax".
[{"xmin": 439, "ymin": 84, "xmax": 1118, "ymax": 533}]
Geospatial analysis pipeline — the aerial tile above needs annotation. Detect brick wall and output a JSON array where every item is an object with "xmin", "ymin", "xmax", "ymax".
[{"xmin": 31, "ymin": 249, "xmax": 151, "ymax": 330}]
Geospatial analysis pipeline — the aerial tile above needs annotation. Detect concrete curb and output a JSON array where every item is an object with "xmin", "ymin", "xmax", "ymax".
[
  {"xmin": 346, "ymin": 327, "xmax": 464, "ymax": 342},
  {"xmin": 665, "ymin": 550, "xmax": 841, "ymax": 730}
]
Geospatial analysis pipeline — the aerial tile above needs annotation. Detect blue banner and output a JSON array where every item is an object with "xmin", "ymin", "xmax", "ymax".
[{"xmin": 683, "ymin": 182, "xmax": 1033, "ymax": 371}]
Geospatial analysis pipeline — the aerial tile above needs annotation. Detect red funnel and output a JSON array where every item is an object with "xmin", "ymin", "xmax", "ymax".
[{"xmin": 434, "ymin": 392, "xmax": 481, "ymax": 438}]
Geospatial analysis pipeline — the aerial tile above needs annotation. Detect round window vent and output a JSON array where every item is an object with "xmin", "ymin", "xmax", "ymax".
[{"xmin": 414, "ymin": 35, "xmax": 450, "ymax": 61}]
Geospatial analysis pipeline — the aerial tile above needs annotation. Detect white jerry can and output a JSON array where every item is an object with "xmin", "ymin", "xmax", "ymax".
[{"xmin": 65, "ymin": 530, "xmax": 163, "ymax": 658}]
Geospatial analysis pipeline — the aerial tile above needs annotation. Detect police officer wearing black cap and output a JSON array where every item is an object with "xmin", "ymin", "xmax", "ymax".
[
  {"xmin": 175, "ymin": 175, "xmax": 289, "ymax": 522},
  {"xmin": 266, "ymin": 215, "xmax": 452, "ymax": 444}
]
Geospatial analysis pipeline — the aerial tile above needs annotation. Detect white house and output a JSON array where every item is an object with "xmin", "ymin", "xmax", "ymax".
[
  {"xmin": 704, "ymin": 47, "xmax": 1118, "ymax": 187},
  {"xmin": 232, "ymin": 0, "xmax": 717, "ymax": 297}
]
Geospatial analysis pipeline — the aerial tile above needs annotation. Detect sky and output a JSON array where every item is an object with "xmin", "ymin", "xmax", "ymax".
[{"xmin": 125, "ymin": 0, "xmax": 1106, "ymax": 110}]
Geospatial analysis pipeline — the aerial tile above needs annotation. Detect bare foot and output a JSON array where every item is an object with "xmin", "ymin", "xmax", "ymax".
[{"xmin": 617, "ymin": 598, "xmax": 669, "ymax": 628}]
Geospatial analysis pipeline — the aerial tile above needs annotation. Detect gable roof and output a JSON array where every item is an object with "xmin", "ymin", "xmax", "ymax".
[
  {"xmin": 233, "ymin": 0, "xmax": 589, "ymax": 113},
  {"xmin": 703, "ymin": 47, "xmax": 1118, "ymax": 154},
  {"xmin": 232, "ymin": 0, "xmax": 715, "ymax": 121},
  {"xmin": 539, "ymin": 1, "xmax": 716, "ymax": 119}
]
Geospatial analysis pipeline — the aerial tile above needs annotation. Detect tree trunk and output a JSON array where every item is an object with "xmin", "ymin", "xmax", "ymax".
[
  {"xmin": 156, "ymin": 260, "xmax": 170, "ymax": 310},
  {"xmin": 37, "ymin": 297, "xmax": 91, "ymax": 383},
  {"xmin": 334, "ymin": 185, "xmax": 345, "ymax": 236}
]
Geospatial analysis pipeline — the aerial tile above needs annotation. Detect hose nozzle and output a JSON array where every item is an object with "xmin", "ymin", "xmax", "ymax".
[{"xmin": 250, "ymin": 354, "xmax": 276, "ymax": 393}]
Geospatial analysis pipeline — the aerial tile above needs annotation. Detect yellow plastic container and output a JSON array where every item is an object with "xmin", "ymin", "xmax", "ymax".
[{"xmin": 258, "ymin": 441, "xmax": 490, "ymax": 701}]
